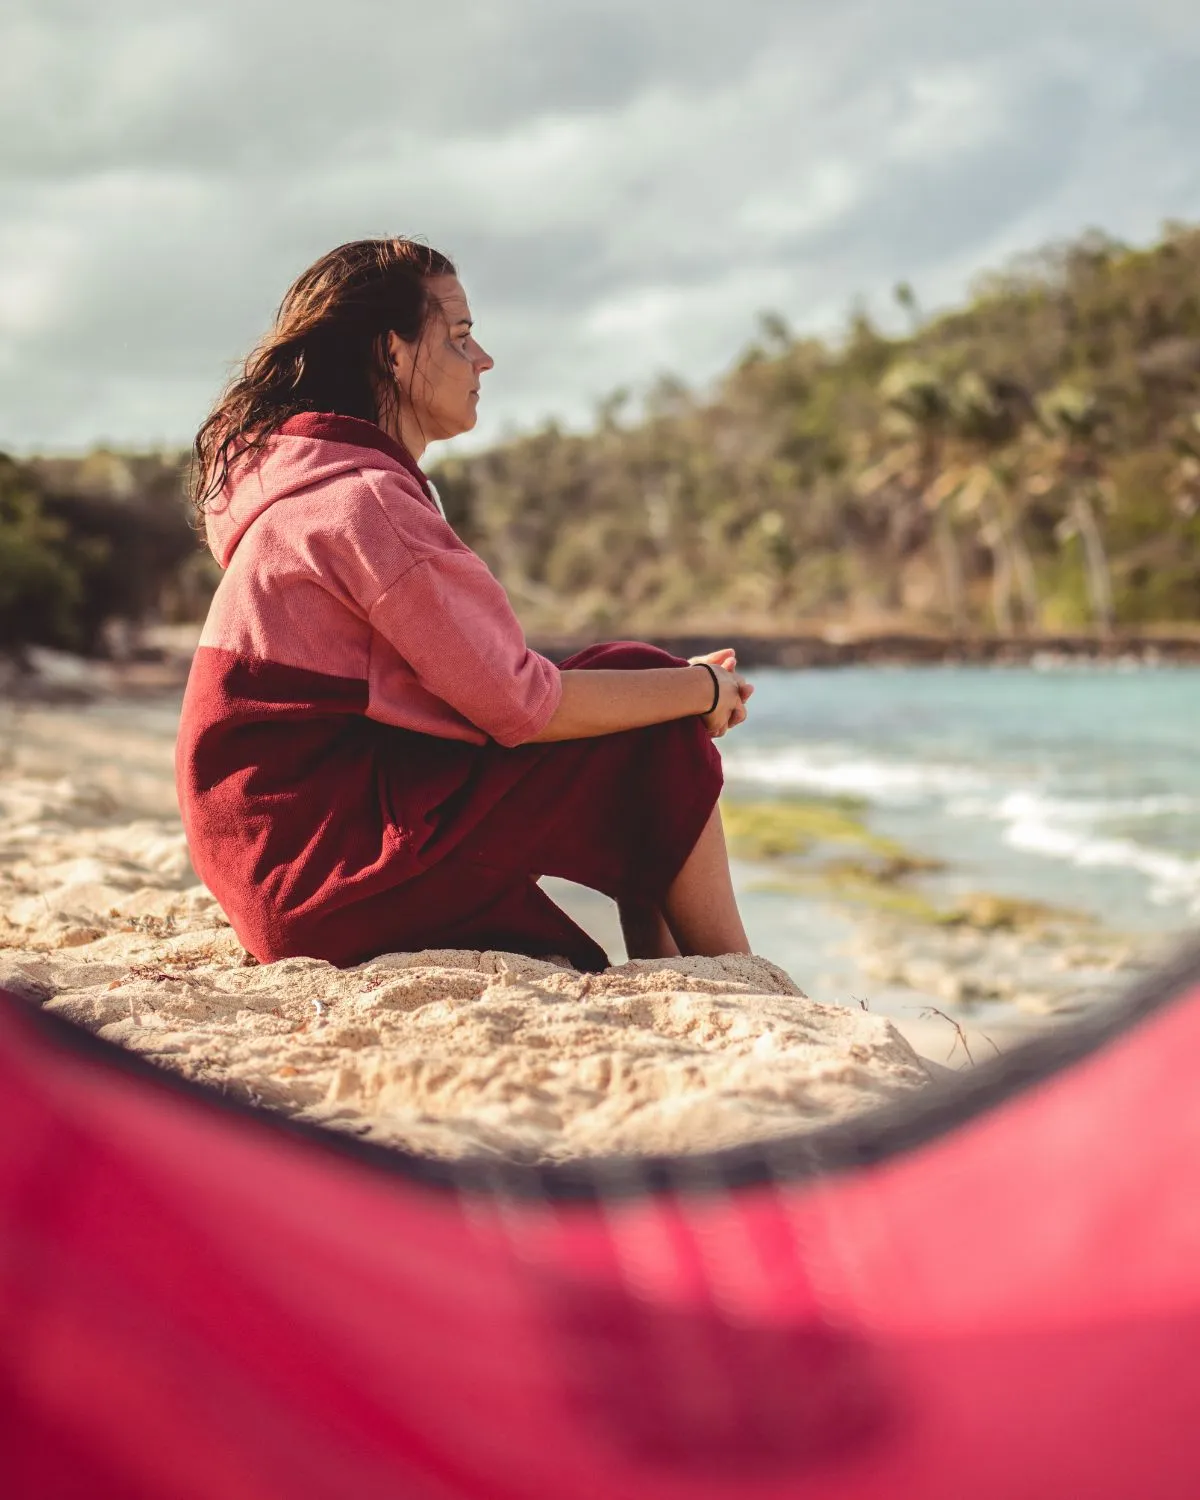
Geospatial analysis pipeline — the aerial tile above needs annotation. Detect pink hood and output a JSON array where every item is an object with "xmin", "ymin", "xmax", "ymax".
[
  {"xmin": 203, "ymin": 413, "xmax": 438, "ymax": 570},
  {"xmin": 186, "ymin": 406, "xmax": 561, "ymax": 755}
]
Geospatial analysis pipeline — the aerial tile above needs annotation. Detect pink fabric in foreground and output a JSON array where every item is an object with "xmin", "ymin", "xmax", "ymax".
[{"xmin": 4, "ymin": 961, "xmax": 1200, "ymax": 1497}]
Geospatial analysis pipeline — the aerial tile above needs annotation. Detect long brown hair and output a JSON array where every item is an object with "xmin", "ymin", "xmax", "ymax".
[{"xmin": 191, "ymin": 237, "xmax": 456, "ymax": 518}]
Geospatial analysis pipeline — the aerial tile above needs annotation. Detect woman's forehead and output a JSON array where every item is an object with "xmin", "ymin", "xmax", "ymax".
[{"xmin": 428, "ymin": 275, "xmax": 471, "ymax": 324}]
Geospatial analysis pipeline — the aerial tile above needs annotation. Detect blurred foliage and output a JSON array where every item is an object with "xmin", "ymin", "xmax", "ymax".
[
  {"xmin": 431, "ymin": 222, "xmax": 1200, "ymax": 635},
  {"xmin": 0, "ymin": 456, "xmax": 85, "ymax": 650},
  {"xmin": 6, "ymin": 223, "xmax": 1200, "ymax": 656},
  {"xmin": 0, "ymin": 449, "xmax": 201, "ymax": 655}
]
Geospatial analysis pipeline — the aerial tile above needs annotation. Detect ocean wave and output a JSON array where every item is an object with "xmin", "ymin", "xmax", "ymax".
[
  {"xmin": 991, "ymin": 791, "xmax": 1200, "ymax": 912},
  {"xmin": 720, "ymin": 746, "xmax": 987, "ymax": 801},
  {"xmin": 722, "ymin": 743, "xmax": 1200, "ymax": 915},
  {"xmin": 949, "ymin": 790, "xmax": 1200, "ymax": 823}
]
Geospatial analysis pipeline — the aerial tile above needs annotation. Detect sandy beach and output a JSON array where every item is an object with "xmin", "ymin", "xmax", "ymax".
[
  {"xmin": 4, "ymin": 671, "xmax": 1171, "ymax": 1161},
  {"xmin": 0, "ymin": 692, "xmax": 950, "ymax": 1162}
]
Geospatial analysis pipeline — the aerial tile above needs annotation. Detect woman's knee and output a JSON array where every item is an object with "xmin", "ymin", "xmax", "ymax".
[{"xmin": 561, "ymin": 640, "xmax": 684, "ymax": 672}]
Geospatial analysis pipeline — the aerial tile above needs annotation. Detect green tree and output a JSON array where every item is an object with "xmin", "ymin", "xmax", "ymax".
[
  {"xmin": 0, "ymin": 456, "xmax": 84, "ymax": 652},
  {"xmin": 873, "ymin": 361, "xmax": 966, "ymax": 626},
  {"xmin": 1030, "ymin": 386, "xmax": 1116, "ymax": 633}
]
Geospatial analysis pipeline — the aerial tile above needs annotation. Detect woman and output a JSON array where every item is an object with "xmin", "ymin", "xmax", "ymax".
[{"xmin": 177, "ymin": 237, "xmax": 754, "ymax": 972}]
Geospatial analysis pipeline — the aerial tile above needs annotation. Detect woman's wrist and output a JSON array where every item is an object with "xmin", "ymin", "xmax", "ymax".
[{"xmin": 693, "ymin": 662, "xmax": 721, "ymax": 716}]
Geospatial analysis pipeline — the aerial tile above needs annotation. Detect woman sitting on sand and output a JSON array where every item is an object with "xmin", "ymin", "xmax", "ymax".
[{"xmin": 177, "ymin": 237, "xmax": 754, "ymax": 971}]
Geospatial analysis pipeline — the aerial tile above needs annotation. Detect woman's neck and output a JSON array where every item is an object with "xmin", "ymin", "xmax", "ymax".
[{"xmin": 382, "ymin": 407, "xmax": 427, "ymax": 466}]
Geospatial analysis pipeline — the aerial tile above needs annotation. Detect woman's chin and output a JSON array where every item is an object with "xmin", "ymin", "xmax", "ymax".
[{"xmin": 431, "ymin": 401, "xmax": 480, "ymax": 442}]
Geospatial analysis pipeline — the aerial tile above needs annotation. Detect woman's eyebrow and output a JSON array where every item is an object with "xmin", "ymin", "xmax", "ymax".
[{"xmin": 449, "ymin": 315, "xmax": 473, "ymax": 329}]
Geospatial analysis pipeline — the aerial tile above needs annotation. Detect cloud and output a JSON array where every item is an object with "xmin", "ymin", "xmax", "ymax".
[{"xmin": 1, "ymin": 0, "xmax": 1198, "ymax": 452}]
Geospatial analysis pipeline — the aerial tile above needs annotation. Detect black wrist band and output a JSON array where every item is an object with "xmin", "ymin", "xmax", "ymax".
[{"xmin": 698, "ymin": 662, "xmax": 721, "ymax": 716}]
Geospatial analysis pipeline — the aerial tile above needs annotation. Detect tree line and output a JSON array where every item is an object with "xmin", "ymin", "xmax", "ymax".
[
  {"xmin": 3, "ymin": 222, "xmax": 1199, "ymax": 655},
  {"xmin": 434, "ymin": 223, "xmax": 1200, "ymax": 638}
]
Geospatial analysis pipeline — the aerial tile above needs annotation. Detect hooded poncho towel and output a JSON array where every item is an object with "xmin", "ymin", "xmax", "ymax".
[{"xmin": 175, "ymin": 413, "xmax": 723, "ymax": 970}]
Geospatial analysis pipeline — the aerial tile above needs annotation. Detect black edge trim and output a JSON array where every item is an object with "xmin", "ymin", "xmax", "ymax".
[{"xmin": 7, "ymin": 931, "xmax": 1200, "ymax": 1204}]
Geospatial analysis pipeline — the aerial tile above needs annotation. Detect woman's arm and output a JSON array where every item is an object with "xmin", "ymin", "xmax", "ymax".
[
  {"xmin": 525, "ymin": 664, "xmax": 745, "ymax": 743},
  {"xmin": 362, "ymin": 493, "xmax": 751, "ymax": 746}
]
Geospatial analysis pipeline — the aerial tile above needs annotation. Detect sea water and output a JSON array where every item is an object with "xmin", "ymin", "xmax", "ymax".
[
  {"xmin": 721, "ymin": 663, "xmax": 1200, "ymax": 943},
  {"xmin": 81, "ymin": 668, "xmax": 1199, "ymax": 983}
]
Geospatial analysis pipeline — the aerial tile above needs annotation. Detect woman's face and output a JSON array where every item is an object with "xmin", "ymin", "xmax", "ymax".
[{"xmin": 388, "ymin": 275, "xmax": 493, "ymax": 445}]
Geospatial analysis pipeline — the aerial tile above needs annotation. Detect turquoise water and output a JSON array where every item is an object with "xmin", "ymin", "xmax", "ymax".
[
  {"xmin": 720, "ymin": 664, "xmax": 1200, "ymax": 937},
  {"xmin": 89, "ymin": 670, "xmax": 1199, "ymax": 969}
]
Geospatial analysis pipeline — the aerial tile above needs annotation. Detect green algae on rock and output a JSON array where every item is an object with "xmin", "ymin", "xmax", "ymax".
[{"xmin": 721, "ymin": 795, "xmax": 900, "ymax": 861}]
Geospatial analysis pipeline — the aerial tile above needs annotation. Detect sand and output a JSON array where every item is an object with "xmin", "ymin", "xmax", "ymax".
[{"xmin": 0, "ymin": 707, "xmax": 934, "ymax": 1162}]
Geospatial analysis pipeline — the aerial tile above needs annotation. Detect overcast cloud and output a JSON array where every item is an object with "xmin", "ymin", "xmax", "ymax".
[{"xmin": 2, "ymin": 0, "xmax": 1198, "ymax": 453}]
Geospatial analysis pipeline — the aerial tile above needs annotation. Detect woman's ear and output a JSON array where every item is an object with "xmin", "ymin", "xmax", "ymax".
[{"xmin": 386, "ymin": 328, "xmax": 415, "ymax": 384}]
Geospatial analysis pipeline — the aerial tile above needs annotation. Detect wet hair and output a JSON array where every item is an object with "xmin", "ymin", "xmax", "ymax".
[{"xmin": 191, "ymin": 237, "xmax": 456, "ymax": 518}]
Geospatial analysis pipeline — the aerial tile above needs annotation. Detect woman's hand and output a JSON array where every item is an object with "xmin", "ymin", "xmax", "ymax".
[{"xmin": 689, "ymin": 649, "xmax": 754, "ymax": 738}]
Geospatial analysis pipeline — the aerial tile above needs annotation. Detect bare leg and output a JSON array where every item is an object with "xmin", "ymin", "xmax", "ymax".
[
  {"xmin": 618, "ymin": 898, "xmax": 681, "ymax": 960},
  {"xmin": 662, "ymin": 803, "xmax": 751, "ymax": 957}
]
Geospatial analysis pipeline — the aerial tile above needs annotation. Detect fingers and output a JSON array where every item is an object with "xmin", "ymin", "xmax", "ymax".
[
  {"xmin": 699, "ymin": 659, "xmax": 752, "ymax": 737},
  {"xmin": 703, "ymin": 704, "xmax": 748, "ymax": 737}
]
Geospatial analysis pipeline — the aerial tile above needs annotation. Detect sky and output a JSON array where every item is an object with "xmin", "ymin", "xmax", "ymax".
[{"xmin": 2, "ymin": 0, "xmax": 1198, "ymax": 455}]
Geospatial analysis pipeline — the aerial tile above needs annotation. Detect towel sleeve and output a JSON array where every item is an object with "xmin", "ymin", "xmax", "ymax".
[{"xmin": 368, "ymin": 549, "xmax": 562, "ymax": 747}]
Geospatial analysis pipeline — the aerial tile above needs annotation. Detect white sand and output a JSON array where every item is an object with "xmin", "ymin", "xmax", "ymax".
[{"xmin": 0, "ymin": 703, "xmax": 933, "ymax": 1162}]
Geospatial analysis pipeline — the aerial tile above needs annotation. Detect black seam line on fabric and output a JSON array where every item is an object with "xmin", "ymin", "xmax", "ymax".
[{"xmin": 8, "ymin": 930, "xmax": 1200, "ymax": 1205}]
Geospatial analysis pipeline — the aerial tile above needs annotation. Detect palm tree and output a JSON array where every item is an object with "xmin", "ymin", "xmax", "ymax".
[
  {"xmin": 1167, "ymin": 411, "xmax": 1200, "ymax": 521},
  {"xmin": 1030, "ymin": 386, "xmax": 1116, "ymax": 634},
  {"xmin": 945, "ymin": 373, "xmax": 1042, "ymax": 634},
  {"xmin": 873, "ymin": 361, "xmax": 967, "ymax": 628}
]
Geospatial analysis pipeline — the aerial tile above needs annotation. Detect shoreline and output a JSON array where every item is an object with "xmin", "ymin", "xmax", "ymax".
[
  {"xmin": 3, "ymin": 625, "xmax": 1200, "ymax": 710},
  {"xmin": 1, "ymin": 693, "xmax": 1167, "ymax": 1072},
  {"xmin": 533, "ymin": 629, "xmax": 1200, "ymax": 670}
]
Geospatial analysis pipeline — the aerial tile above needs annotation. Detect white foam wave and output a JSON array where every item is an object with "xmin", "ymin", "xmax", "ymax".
[
  {"xmin": 949, "ymin": 791, "xmax": 1200, "ymax": 823},
  {"xmin": 997, "ymin": 791, "xmax": 1200, "ymax": 913},
  {"xmin": 723, "ymin": 743, "xmax": 1200, "ymax": 915},
  {"xmin": 720, "ymin": 746, "xmax": 986, "ymax": 802}
]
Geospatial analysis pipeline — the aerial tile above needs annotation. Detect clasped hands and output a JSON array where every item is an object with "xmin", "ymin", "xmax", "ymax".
[{"xmin": 689, "ymin": 649, "xmax": 754, "ymax": 739}]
